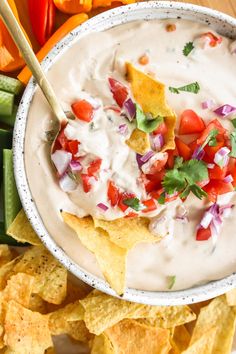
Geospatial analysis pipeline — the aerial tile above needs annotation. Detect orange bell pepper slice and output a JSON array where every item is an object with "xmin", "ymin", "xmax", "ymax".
[
  {"xmin": 93, "ymin": 0, "xmax": 135, "ymax": 8},
  {"xmin": 53, "ymin": 0, "xmax": 92, "ymax": 14},
  {"xmin": 17, "ymin": 13, "xmax": 88, "ymax": 85},
  {"xmin": 0, "ymin": 0, "xmax": 31, "ymax": 72}
]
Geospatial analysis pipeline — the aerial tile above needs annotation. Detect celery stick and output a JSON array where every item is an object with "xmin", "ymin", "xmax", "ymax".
[
  {"xmin": 0, "ymin": 105, "xmax": 17, "ymax": 127},
  {"xmin": 0, "ymin": 128, "xmax": 12, "ymax": 169},
  {"xmin": 0, "ymin": 90, "xmax": 14, "ymax": 116},
  {"xmin": 0, "ymin": 74, "xmax": 23, "ymax": 95},
  {"xmin": 3, "ymin": 149, "xmax": 21, "ymax": 231}
]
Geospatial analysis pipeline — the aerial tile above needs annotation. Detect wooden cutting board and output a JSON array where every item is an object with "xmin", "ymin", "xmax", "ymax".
[{"xmin": 170, "ymin": 0, "xmax": 236, "ymax": 17}]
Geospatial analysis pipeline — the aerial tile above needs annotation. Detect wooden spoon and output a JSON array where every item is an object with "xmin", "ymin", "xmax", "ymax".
[{"xmin": 0, "ymin": 0, "xmax": 68, "ymax": 149}]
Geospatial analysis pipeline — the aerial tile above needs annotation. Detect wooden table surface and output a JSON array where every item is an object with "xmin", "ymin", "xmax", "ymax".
[{"xmin": 170, "ymin": 0, "xmax": 236, "ymax": 17}]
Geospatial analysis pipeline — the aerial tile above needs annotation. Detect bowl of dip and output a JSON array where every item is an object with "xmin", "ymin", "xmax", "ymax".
[{"xmin": 14, "ymin": 1, "xmax": 236, "ymax": 305}]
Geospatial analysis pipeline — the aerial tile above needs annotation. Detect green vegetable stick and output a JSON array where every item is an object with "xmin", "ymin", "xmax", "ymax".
[
  {"xmin": 0, "ymin": 74, "xmax": 23, "ymax": 95},
  {"xmin": 0, "ymin": 105, "xmax": 17, "ymax": 127},
  {"xmin": 0, "ymin": 128, "xmax": 12, "ymax": 169},
  {"xmin": 0, "ymin": 90, "xmax": 14, "ymax": 116},
  {"xmin": 3, "ymin": 149, "xmax": 21, "ymax": 231}
]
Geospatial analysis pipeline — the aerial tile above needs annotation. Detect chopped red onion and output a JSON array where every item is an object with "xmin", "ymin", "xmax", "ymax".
[
  {"xmin": 59, "ymin": 173, "xmax": 77, "ymax": 192},
  {"xmin": 51, "ymin": 150, "xmax": 72, "ymax": 175},
  {"xmin": 141, "ymin": 152, "xmax": 168, "ymax": 174},
  {"xmin": 214, "ymin": 147, "xmax": 230, "ymax": 167},
  {"xmin": 97, "ymin": 203, "xmax": 109, "ymax": 212},
  {"xmin": 207, "ymin": 163, "xmax": 215, "ymax": 169},
  {"xmin": 175, "ymin": 204, "xmax": 188, "ymax": 223},
  {"xmin": 69, "ymin": 160, "xmax": 82, "ymax": 172},
  {"xmin": 123, "ymin": 98, "xmax": 136, "ymax": 121},
  {"xmin": 118, "ymin": 123, "xmax": 128, "ymax": 135},
  {"xmin": 192, "ymin": 146, "xmax": 205, "ymax": 160},
  {"xmin": 200, "ymin": 211, "xmax": 214, "ymax": 228},
  {"xmin": 136, "ymin": 154, "xmax": 145, "ymax": 169},
  {"xmin": 223, "ymin": 174, "xmax": 233, "ymax": 183},
  {"xmin": 140, "ymin": 150, "xmax": 154, "ymax": 163},
  {"xmin": 151, "ymin": 134, "xmax": 164, "ymax": 151},
  {"xmin": 214, "ymin": 104, "xmax": 236, "ymax": 117},
  {"xmin": 201, "ymin": 99, "xmax": 215, "ymax": 110},
  {"xmin": 220, "ymin": 204, "xmax": 234, "ymax": 218}
]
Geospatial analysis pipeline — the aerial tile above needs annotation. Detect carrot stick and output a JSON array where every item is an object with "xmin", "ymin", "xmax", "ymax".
[{"xmin": 17, "ymin": 13, "xmax": 88, "ymax": 85}]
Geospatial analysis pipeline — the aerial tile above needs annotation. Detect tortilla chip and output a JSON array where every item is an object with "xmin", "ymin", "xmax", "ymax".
[
  {"xmin": 62, "ymin": 212, "xmax": 127, "ymax": 295},
  {"xmin": 190, "ymin": 296, "xmax": 236, "ymax": 354},
  {"xmin": 0, "ymin": 256, "xmax": 22, "ymax": 290},
  {"xmin": 13, "ymin": 246, "xmax": 67, "ymax": 304},
  {"xmin": 7, "ymin": 209, "xmax": 42, "ymax": 246},
  {"xmin": 126, "ymin": 63, "xmax": 173, "ymax": 117},
  {"xmin": 106, "ymin": 319, "xmax": 171, "ymax": 354},
  {"xmin": 45, "ymin": 348, "xmax": 56, "ymax": 354},
  {"xmin": 91, "ymin": 334, "xmax": 114, "ymax": 354},
  {"xmin": 226, "ymin": 289, "xmax": 236, "ymax": 306},
  {"xmin": 2, "ymin": 273, "xmax": 34, "ymax": 308},
  {"xmin": 93, "ymin": 217, "xmax": 160, "ymax": 249},
  {"xmin": 136, "ymin": 305, "xmax": 196, "ymax": 328},
  {"xmin": 28, "ymin": 294, "xmax": 47, "ymax": 314},
  {"xmin": 162, "ymin": 114, "xmax": 176, "ymax": 152},
  {"xmin": 3, "ymin": 300, "xmax": 52, "ymax": 353},
  {"xmin": 182, "ymin": 327, "xmax": 217, "ymax": 354},
  {"xmin": 170, "ymin": 325, "xmax": 191, "ymax": 353},
  {"xmin": 0, "ymin": 246, "xmax": 13, "ymax": 267},
  {"xmin": 125, "ymin": 128, "xmax": 150, "ymax": 154},
  {"xmin": 80, "ymin": 291, "xmax": 144, "ymax": 335}
]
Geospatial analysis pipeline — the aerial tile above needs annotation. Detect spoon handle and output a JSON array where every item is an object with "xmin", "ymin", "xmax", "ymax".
[{"xmin": 0, "ymin": 0, "xmax": 67, "ymax": 123}]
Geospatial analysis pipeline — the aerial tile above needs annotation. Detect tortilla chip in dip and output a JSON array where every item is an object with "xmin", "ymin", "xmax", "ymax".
[
  {"xmin": 62, "ymin": 212, "xmax": 127, "ymax": 295},
  {"xmin": 125, "ymin": 128, "xmax": 150, "ymax": 154}
]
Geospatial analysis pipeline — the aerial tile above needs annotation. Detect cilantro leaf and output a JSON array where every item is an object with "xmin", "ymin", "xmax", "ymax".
[
  {"xmin": 169, "ymin": 82, "xmax": 200, "ymax": 95},
  {"xmin": 157, "ymin": 192, "xmax": 166, "ymax": 205},
  {"xmin": 231, "ymin": 118, "xmax": 236, "ymax": 129},
  {"xmin": 167, "ymin": 275, "xmax": 176, "ymax": 290},
  {"xmin": 183, "ymin": 42, "xmax": 194, "ymax": 56},
  {"xmin": 136, "ymin": 105, "xmax": 163, "ymax": 133},
  {"xmin": 162, "ymin": 159, "xmax": 208, "ymax": 200},
  {"xmin": 230, "ymin": 132, "xmax": 236, "ymax": 158},
  {"xmin": 123, "ymin": 197, "xmax": 144, "ymax": 211},
  {"xmin": 201, "ymin": 129, "xmax": 219, "ymax": 149}
]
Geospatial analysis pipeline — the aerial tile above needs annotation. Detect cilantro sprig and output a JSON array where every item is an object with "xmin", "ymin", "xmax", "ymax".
[
  {"xmin": 167, "ymin": 275, "xmax": 176, "ymax": 290},
  {"xmin": 183, "ymin": 42, "xmax": 194, "ymax": 56},
  {"xmin": 136, "ymin": 105, "xmax": 163, "ymax": 133},
  {"xmin": 201, "ymin": 129, "xmax": 219, "ymax": 149},
  {"xmin": 123, "ymin": 197, "xmax": 144, "ymax": 211},
  {"xmin": 162, "ymin": 157, "xmax": 208, "ymax": 200},
  {"xmin": 169, "ymin": 82, "xmax": 200, "ymax": 95}
]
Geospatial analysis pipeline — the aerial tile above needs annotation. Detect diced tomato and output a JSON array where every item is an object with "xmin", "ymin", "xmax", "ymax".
[
  {"xmin": 208, "ymin": 165, "xmax": 227, "ymax": 180},
  {"xmin": 81, "ymin": 174, "xmax": 92, "ymax": 193},
  {"xmin": 142, "ymin": 199, "xmax": 157, "ymax": 213},
  {"xmin": 179, "ymin": 110, "xmax": 205, "ymax": 135},
  {"xmin": 150, "ymin": 188, "xmax": 179, "ymax": 204},
  {"xmin": 197, "ymin": 119, "xmax": 226, "ymax": 145},
  {"xmin": 148, "ymin": 154, "xmax": 168, "ymax": 174},
  {"xmin": 108, "ymin": 78, "xmax": 128, "ymax": 108},
  {"xmin": 67, "ymin": 140, "xmax": 79, "ymax": 155},
  {"xmin": 87, "ymin": 159, "xmax": 102, "ymax": 176},
  {"xmin": 175, "ymin": 137, "xmax": 191, "ymax": 160},
  {"xmin": 203, "ymin": 180, "xmax": 234, "ymax": 203},
  {"xmin": 143, "ymin": 171, "xmax": 165, "ymax": 194},
  {"xmin": 57, "ymin": 128, "xmax": 69, "ymax": 150},
  {"xmin": 118, "ymin": 192, "xmax": 135, "ymax": 212},
  {"xmin": 107, "ymin": 181, "xmax": 120, "ymax": 207},
  {"xmin": 153, "ymin": 122, "xmax": 168, "ymax": 136},
  {"xmin": 188, "ymin": 139, "xmax": 198, "ymax": 154},
  {"xmin": 125, "ymin": 211, "xmax": 138, "ymax": 218},
  {"xmin": 201, "ymin": 32, "xmax": 222, "ymax": 47},
  {"xmin": 227, "ymin": 158, "xmax": 236, "ymax": 187},
  {"xmin": 72, "ymin": 100, "xmax": 94, "ymax": 122},
  {"xmin": 166, "ymin": 147, "xmax": 179, "ymax": 169},
  {"xmin": 204, "ymin": 135, "xmax": 225, "ymax": 160},
  {"xmin": 196, "ymin": 226, "xmax": 212, "ymax": 241}
]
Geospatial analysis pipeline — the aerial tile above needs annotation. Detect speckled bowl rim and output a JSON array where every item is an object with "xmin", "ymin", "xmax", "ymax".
[{"xmin": 13, "ymin": 1, "xmax": 236, "ymax": 306}]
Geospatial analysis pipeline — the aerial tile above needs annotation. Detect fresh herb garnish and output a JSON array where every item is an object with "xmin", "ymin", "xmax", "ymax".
[
  {"xmin": 167, "ymin": 275, "xmax": 176, "ymax": 290},
  {"xmin": 169, "ymin": 82, "xmax": 200, "ymax": 95},
  {"xmin": 230, "ymin": 132, "xmax": 236, "ymax": 158},
  {"xmin": 231, "ymin": 118, "xmax": 236, "ymax": 129},
  {"xmin": 67, "ymin": 171, "xmax": 77, "ymax": 181},
  {"xmin": 201, "ymin": 129, "xmax": 219, "ymax": 149},
  {"xmin": 162, "ymin": 157, "xmax": 208, "ymax": 199},
  {"xmin": 136, "ymin": 105, "xmax": 164, "ymax": 133},
  {"xmin": 183, "ymin": 42, "xmax": 194, "ymax": 56},
  {"xmin": 157, "ymin": 192, "xmax": 166, "ymax": 205},
  {"xmin": 123, "ymin": 197, "xmax": 144, "ymax": 211}
]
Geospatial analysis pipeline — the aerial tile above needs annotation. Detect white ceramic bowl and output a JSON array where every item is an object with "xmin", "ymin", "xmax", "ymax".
[{"xmin": 14, "ymin": 1, "xmax": 236, "ymax": 305}]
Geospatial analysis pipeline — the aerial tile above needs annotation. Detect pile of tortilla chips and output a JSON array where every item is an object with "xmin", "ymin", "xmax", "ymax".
[{"xmin": 2, "ymin": 209, "xmax": 236, "ymax": 353}]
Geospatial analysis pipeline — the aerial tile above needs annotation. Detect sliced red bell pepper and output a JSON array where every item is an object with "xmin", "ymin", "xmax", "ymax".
[
  {"xmin": 142, "ymin": 199, "xmax": 157, "ymax": 213},
  {"xmin": 175, "ymin": 137, "xmax": 191, "ymax": 160},
  {"xmin": 179, "ymin": 110, "xmax": 205, "ymax": 135},
  {"xmin": 208, "ymin": 164, "xmax": 227, "ymax": 180},
  {"xmin": 153, "ymin": 121, "xmax": 168, "ymax": 135},
  {"xmin": 28, "ymin": 0, "xmax": 55, "ymax": 46},
  {"xmin": 196, "ymin": 226, "xmax": 212, "ymax": 241},
  {"xmin": 72, "ymin": 100, "xmax": 94, "ymax": 122},
  {"xmin": 87, "ymin": 159, "xmax": 102, "ymax": 176},
  {"xmin": 107, "ymin": 181, "xmax": 120, "ymax": 207},
  {"xmin": 108, "ymin": 78, "xmax": 128, "ymax": 108},
  {"xmin": 81, "ymin": 174, "xmax": 92, "ymax": 193},
  {"xmin": 203, "ymin": 180, "xmax": 234, "ymax": 203}
]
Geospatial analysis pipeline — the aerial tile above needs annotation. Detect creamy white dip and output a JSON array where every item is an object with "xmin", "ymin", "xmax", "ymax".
[{"xmin": 25, "ymin": 19, "xmax": 236, "ymax": 291}]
